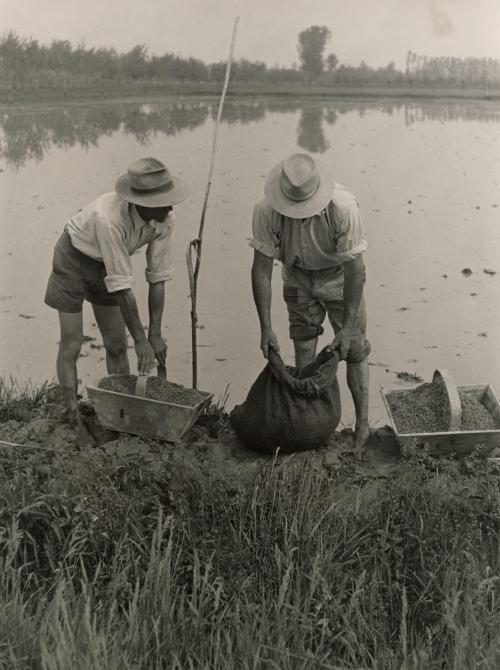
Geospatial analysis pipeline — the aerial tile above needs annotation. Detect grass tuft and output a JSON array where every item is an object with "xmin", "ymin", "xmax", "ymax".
[{"xmin": 1, "ymin": 381, "xmax": 500, "ymax": 667}]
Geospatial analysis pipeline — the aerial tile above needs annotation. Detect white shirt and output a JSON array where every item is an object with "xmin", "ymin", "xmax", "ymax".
[
  {"xmin": 250, "ymin": 183, "xmax": 367, "ymax": 270},
  {"xmin": 65, "ymin": 192, "xmax": 174, "ymax": 292}
]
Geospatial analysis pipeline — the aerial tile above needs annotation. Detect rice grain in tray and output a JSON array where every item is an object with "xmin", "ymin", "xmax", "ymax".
[
  {"xmin": 459, "ymin": 392, "xmax": 497, "ymax": 431},
  {"xmin": 387, "ymin": 380, "xmax": 497, "ymax": 434},
  {"xmin": 98, "ymin": 375, "xmax": 207, "ymax": 407}
]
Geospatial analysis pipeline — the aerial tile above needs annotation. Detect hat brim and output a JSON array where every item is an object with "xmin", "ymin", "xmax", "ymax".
[
  {"xmin": 264, "ymin": 158, "xmax": 334, "ymax": 219},
  {"xmin": 115, "ymin": 174, "xmax": 189, "ymax": 207}
]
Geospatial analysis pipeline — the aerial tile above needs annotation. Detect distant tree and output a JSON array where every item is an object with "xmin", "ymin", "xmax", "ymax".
[
  {"xmin": 0, "ymin": 31, "xmax": 26, "ymax": 86},
  {"xmin": 297, "ymin": 25, "xmax": 331, "ymax": 80},
  {"xmin": 326, "ymin": 53, "xmax": 338, "ymax": 72},
  {"xmin": 120, "ymin": 44, "xmax": 149, "ymax": 80}
]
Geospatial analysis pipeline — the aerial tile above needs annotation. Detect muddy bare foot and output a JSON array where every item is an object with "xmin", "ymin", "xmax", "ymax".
[
  {"xmin": 353, "ymin": 424, "xmax": 370, "ymax": 460},
  {"xmin": 66, "ymin": 408, "xmax": 95, "ymax": 449}
]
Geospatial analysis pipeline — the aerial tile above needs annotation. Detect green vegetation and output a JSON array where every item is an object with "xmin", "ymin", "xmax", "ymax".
[
  {"xmin": 1, "ymin": 26, "xmax": 500, "ymax": 97},
  {"xmin": 1, "ymin": 382, "xmax": 500, "ymax": 667},
  {"xmin": 298, "ymin": 25, "xmax": 334, "ymax": 81}
]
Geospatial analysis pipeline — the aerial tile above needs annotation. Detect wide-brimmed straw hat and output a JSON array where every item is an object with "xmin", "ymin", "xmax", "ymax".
[
  {"xmin": 115, "ymin": 157, "xmax": 189, "ymax": 208},
  {"xmin": 264, "ymin": 153, "xmax": 334, "ymax": 218}
]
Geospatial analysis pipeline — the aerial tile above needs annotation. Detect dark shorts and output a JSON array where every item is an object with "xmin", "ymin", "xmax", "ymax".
[
  {"xmin": 44, "ymin": 231, "xmax": 119, "ymax": 313},
  {"xmin": 282, "ymin": 265, "xmax": 370, "ymax": 364}
]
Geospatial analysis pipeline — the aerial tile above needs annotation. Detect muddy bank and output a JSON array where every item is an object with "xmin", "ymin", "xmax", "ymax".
[
  {"xmin": 3, "ymin": 382, "xmax": 500, "ymax": 517},
  {"xmin": 0, "ymin": 384, "xmax": 407, "ymax": 504},
  {"xmin": 3, "ymin": 83, "xmax": 500, "ymax": 107}
]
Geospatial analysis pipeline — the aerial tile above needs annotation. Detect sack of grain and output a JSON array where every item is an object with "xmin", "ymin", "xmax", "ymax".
[{"xmin": 230, "ymin": 346, "xmax": 341, "ymax": 453}]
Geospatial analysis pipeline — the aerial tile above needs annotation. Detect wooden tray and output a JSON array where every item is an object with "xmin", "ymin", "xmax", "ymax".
[
  {"xmin": 432, "ymin": 368, "xmax": 462, "ymax": 431},
  {"xmin": 86, "ymin": 380, "xmax": 213, "ymax": 443},
  {"xmin": 380, "ymin": 383, "xmax": 500, "ymax": 455}
]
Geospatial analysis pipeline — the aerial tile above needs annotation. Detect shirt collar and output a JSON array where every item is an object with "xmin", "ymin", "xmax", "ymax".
[{"xmin": 130, "ymin": 204, "xmax": 148, "ymax": 230}]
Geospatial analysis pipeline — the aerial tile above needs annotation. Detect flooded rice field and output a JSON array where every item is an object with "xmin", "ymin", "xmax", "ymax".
[{"xmin": 0, "ymin": 96, "xmax": 499, "ymax": 427}]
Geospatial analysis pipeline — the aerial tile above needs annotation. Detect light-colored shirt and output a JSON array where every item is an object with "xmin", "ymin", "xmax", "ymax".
[
  {"xmin": 66, "ymin": 192, "xmax": 174, "ymax": 293},
  {"xmin": 250, "ymin": 183, "xmax": 367, "ymax": 271}
]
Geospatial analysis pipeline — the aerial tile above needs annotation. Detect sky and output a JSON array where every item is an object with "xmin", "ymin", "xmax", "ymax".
[{"xmin": 1, "ymin": 0, "xmax": 500, "ymax": 70}]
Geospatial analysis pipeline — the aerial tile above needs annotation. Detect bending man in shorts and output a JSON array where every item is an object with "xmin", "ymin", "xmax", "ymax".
[
  {"xmin": 250, "ymin": 153, "xmax": 370, "ymax": 455},
  {"xmin": 44, "ymin": 157, "xmax": 189, "ymax": 445}
]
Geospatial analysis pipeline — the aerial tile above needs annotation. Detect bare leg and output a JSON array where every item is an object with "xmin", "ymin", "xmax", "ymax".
[
  {"xmin": 293, "ymin": 337, "xmax": 318, "ymax": 368},
  {"xmin": 346, "ymin": 358, "xmax": 370, "ymax": 456},
  {"xmin": 56, "ymin": 311, "xmax": 94, "ymax": 447},
  {"xmin": 92, "ymin": 304, "xmax": 130, "ymax": 374}
]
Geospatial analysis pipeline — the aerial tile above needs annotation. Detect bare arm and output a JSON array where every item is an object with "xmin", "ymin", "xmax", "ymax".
[
  {"xmin": 251, "ymin": 250, "xmax": 280, "ymax": 357},
  {"xmin": 113, "ymin": 288, "xmax": 155, "ymax": 374},
  {"xmin": 147, "ymin": 281, "xmax": 167, "ymax": 366},
  {"xmin": 342, "ymin": 253, "xmax": 366, "ymax": 330},
  {"xmin": 333, "ymin": 254, "xmax": 366, "ymax": 359}
]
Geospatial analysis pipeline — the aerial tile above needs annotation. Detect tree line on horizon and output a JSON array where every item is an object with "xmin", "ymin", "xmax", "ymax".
[{"xmin": 1, "ymin": 26, "xmax": 499, "ymax": 91}]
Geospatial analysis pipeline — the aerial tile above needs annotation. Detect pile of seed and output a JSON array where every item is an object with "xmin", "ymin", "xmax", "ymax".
[
  {"xmin": 459, "ymin": 391, "xmax": 497, "ymax": 431},
  {"xmin": 98, "ymin": 375, "xmax": 208, "ymax": 407},
  {"xmin": 388, "ymin": 381, "xmax": 498, "ymax": 434},
  {"xmin": 387, "ymin": 378, "xmax": 449, "ymax": 434}
]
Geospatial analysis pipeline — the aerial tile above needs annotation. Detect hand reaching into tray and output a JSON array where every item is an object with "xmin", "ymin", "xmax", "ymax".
[
  {"xmin": 148, "ymin": 333, "xmax": 167, "ymax": 367},
  {"xmin": 135, "ymin": 339, "xmax": 156, "ymax": 375}
]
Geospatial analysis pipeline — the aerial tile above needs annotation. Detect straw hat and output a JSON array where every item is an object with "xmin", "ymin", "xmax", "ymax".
[
  {"xmin": 115, "ymin": 157, "xmax": 189, "ymax": 207},
  {"xmin": 264, "ymin": 153, "xmax": 334, "ymax": 219}
]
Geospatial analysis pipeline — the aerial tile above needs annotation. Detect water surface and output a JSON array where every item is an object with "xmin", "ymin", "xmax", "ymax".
[{"xmin": 1, "ymin": 96, "xmax": 499, "ymax": 427}]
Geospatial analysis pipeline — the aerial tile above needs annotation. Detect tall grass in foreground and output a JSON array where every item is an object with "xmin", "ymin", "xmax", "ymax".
[{"xmin": 1, "ymin": 442, "xmax": 500, "ymax": 668}]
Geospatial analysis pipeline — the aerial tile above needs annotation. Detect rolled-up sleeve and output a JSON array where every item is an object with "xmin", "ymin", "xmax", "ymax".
[
  {"xmin": 94, "ymin": 218, "xmax": 134, "ymax": 292},
  {"xmin": 145, "ymin": 223, "xmax": 174, "ymax": 284},
  {"xmin": 333, "ymin": 200, "xmax": 367, "ymax": 264},
  {"xmin": 248, "ymin": 201, "xmax": 280, "ymax": 259}
]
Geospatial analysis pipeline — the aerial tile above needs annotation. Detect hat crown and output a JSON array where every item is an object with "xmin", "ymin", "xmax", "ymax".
[
  {"xmin": 280, "ymin": 153, "xmax": 320, "ymax": 202},
  {"xmin": 115, "ymin": 156, "xmax": 189, "ymax": 207},
  {"xmin": 127, "ymin": 157, "xmax": 171, "ymax": 192}
]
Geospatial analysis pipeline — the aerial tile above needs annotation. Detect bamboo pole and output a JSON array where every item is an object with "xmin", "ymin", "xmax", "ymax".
[{"xmin": 186, "ymin": 16, "xmax": 239, "ymax": 389}]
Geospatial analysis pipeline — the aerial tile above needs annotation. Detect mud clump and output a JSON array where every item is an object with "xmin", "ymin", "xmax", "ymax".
[
  {"xmin": 388, "ymin": 382, "xmax": 498, "ymax": 434},
  {"xmin": 98, "ymin": 375, "xmax": 208, "ymax": 407}
]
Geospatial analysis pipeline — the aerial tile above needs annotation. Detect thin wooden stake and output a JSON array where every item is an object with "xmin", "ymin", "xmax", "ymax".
[{"xmin": 187, "ymin": 16, "xmax": 239, "ymax": 389}]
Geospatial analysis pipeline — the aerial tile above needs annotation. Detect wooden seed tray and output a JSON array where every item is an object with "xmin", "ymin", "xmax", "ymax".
[
  {"xmin": 380, "ymin": 383, "xmax": 500, "ymax": 455},
  {"xmin": 87, "ymin": 379, "xmax": 213, "ymax": 443}
]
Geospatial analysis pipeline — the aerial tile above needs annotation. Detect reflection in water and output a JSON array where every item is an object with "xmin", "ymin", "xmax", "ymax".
[
  {"xmin": 296, "ymin": 105, "xmax": 341, "ymax": 154},
  {"xmin": 121, "ymin": 102, "xmax": 210, "ymax": 143},
  {"xmin": 216, "ymin": 101, "xmax": 267, "ymax": 125},
  {"xmin": 403, "ymin": 102, "xmax": 500, "ymax": 125},
  {"xmin": 297, "ymin": 107, "xmax": 329, "ymax": 153},
  {"xmin": 1, "ymin": 97, "xmax": 499, "ymax": 169}
]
